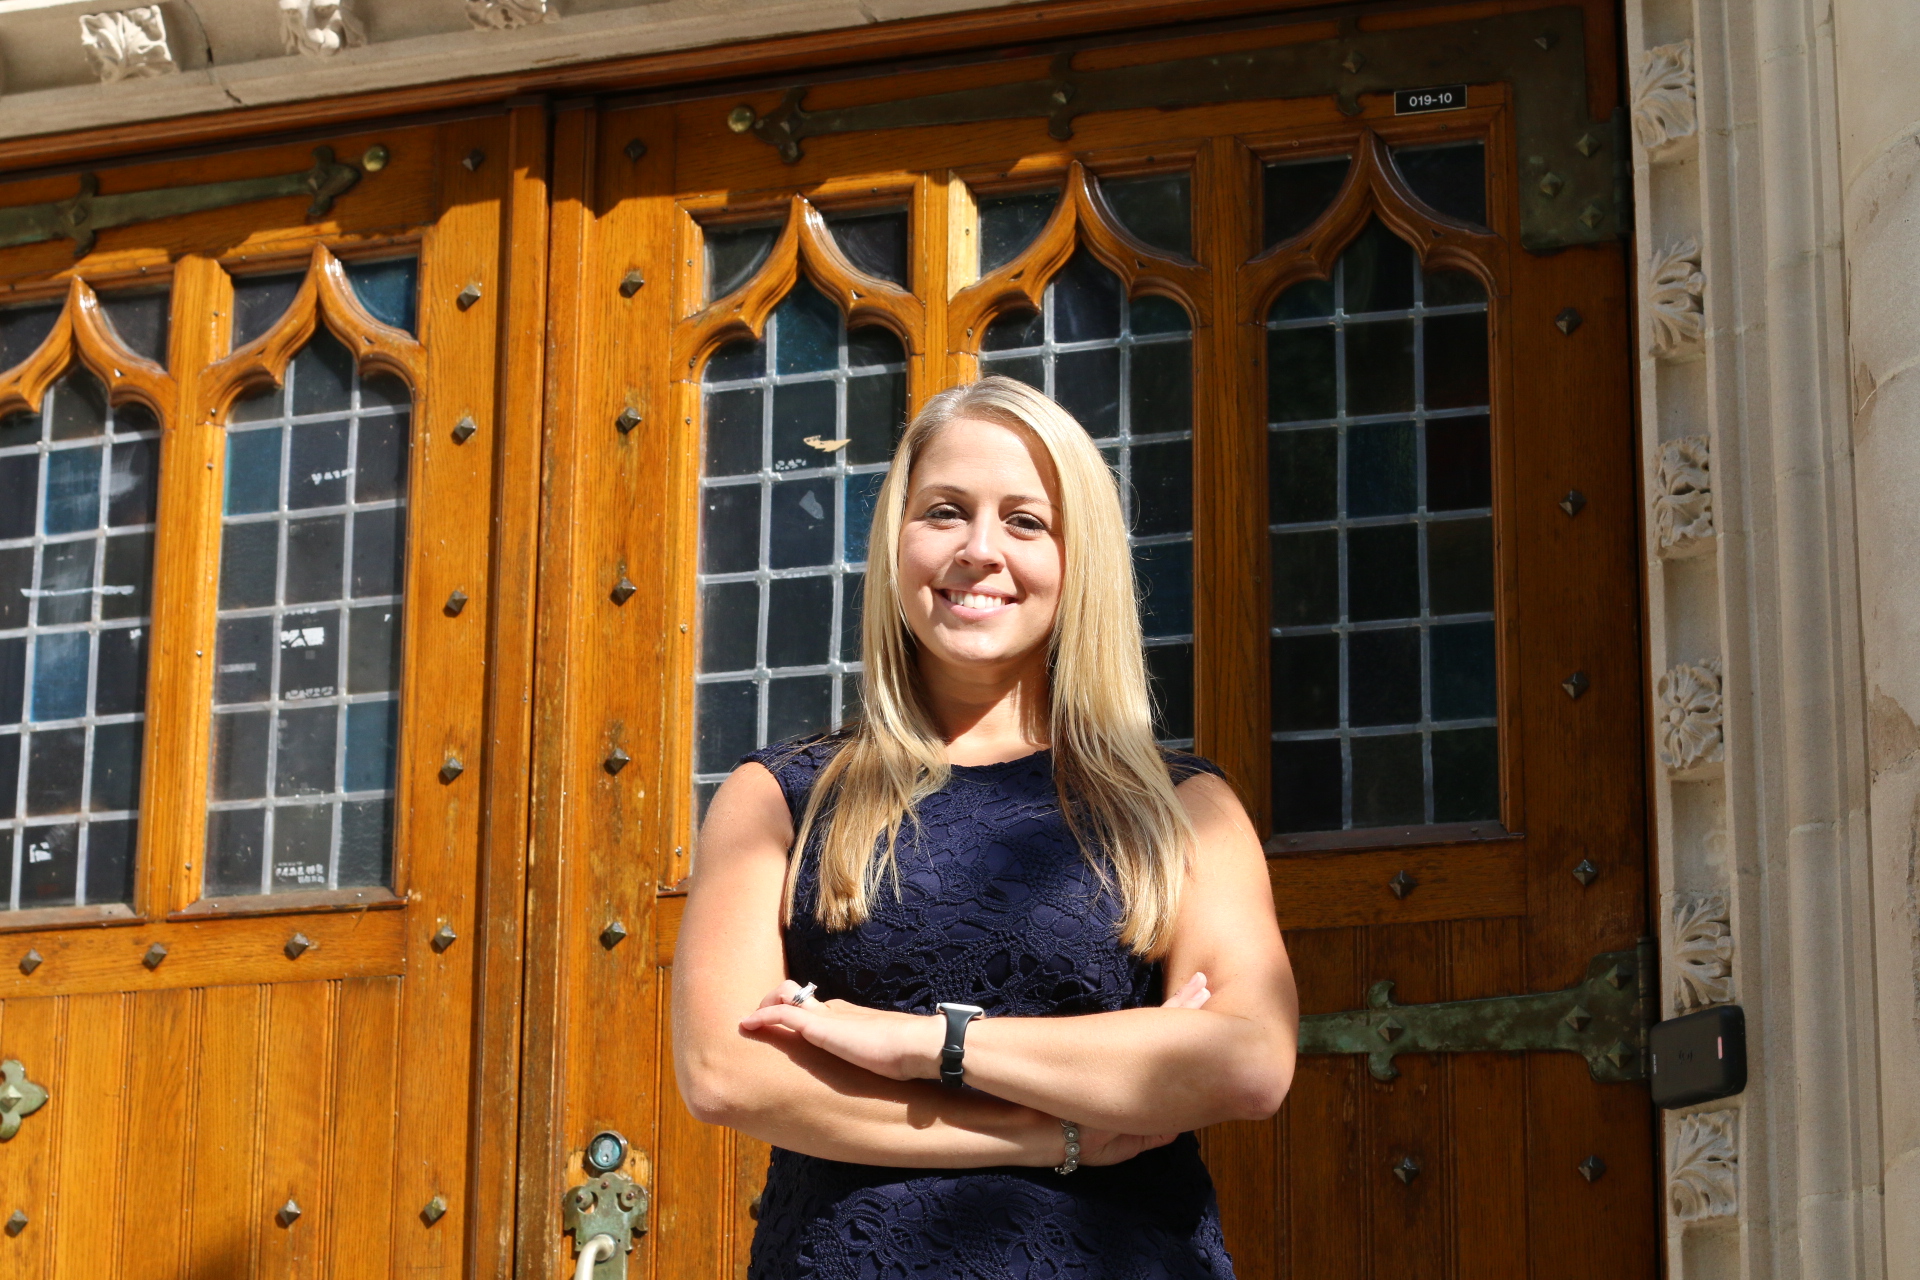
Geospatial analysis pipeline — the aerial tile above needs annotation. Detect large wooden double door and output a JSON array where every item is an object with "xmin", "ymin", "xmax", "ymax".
[{"xmin": 0, "ymin": 1, "xmax": 1650, "ymax": 1276}]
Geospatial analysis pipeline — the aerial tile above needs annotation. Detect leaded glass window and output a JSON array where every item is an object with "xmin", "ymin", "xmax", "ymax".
[
  {"xmin": 0, "ymin": 368, "xmax": 158, "ymax": 910},
  {"xmin": 204, "ymin": 321, "xmax": 412, "ymax": 896},
  {"xmin": 978, "ymin": 249, "xmax": 1196, "ymax": 744},
  {"xmin": 693, "ymin": 278, "xmax": 908, "ymax": 819},
  {"xmin": 1266, "ymin": 219, "xmax": 1495, "ymax": 833}
]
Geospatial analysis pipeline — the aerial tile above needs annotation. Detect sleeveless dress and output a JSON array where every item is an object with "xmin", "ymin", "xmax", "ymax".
[{"xmin": 743, "ymin": 736, "xmax": 1237, "ymax": 1280}]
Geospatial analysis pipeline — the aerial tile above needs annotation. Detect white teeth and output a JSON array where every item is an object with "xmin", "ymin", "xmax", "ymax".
[{"xmin": 946, "ymin": 590, "xmax": 1004, "ymax": 610}]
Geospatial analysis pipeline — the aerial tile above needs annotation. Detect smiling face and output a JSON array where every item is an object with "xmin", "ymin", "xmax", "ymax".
[{"xmin": 895, "ymin": 415, "xmax": 1066, "ymax": 686}]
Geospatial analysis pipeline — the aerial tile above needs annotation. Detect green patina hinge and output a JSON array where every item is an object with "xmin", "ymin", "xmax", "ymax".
[
  {"xmin": 1299, "ymin": 939, "xmax": 1655, "ymax": 1083},
  {"xmin": 0, "ymin": 1059, "xmax": 48, "ymax": 1141},
  {"xmin": 0, "ymin": 145, "xmax": 362, "ymax": 258},
  {"xmin": 727, "ymin": 5, "xmax": 1625, "ymax": 252}
]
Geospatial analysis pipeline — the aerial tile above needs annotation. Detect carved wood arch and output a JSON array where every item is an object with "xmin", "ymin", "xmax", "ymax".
[
  {"xmin": 198, "ymin": 243, "xmax": 426, "ymax": 425},
  {"xmin": 1239, "ymin": 130, "xmax": 1506, "ymax": 326},
  {"xmin": 948, "ymin": 160, "xmax": 1211, "ymax": 367},
  {"xmin": 0, "ymin": 275, "xmax": 174, "ymax": 421},
  {"xmin": 672, "ymin": 193, "xmax": 926, "ymax": 382}
]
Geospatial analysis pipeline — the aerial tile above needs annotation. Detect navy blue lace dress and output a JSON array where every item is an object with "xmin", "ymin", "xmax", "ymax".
[{"xmin": 743, "ymin": 736, "xmax": 1236, "ymax": 1280}]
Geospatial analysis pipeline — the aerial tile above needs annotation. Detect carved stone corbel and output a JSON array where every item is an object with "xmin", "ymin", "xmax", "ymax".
[
  {"xmin": 278, "ymin": 0, "xmax": 366, "ymax": 58},
  {"xmin": 1670, "ymin": 891, "xmax": 1733, "ymax": 1013},
  {"xmin": 1632, "ymin": 41, "xmax": 1697, "ymax": 151},
  {"xmin": 1647, "ymin": 239, "xmax": 1704, "ymax": 356},
  {"xmin": 1656, "ymin": 658, "xmax": 1725, "ymax": 773},
  {"xmin": 1668, "ymin": 1110, "xmax": 1738, "ymax": 1221},
  {"xmin": 79, "ymin": 8, "xmax": 176, "ymax": 82},
  {"xmin": 467, "ymin": 0, "xmax": 551, "ymax": 28},
  {"xmin": 1654, "ymin": 435, "xmax": 1714, "ymax": 556}
]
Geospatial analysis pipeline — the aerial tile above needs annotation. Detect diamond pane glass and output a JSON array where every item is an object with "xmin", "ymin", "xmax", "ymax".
[
  {"xmin": 1266, "ymin": 219, "xmax": 1496, "ymax": 834},
  {"xmin": 0, "ymin": 366, "xmax": 158, "ymax": 910},
  {"xmin": 694, "ymin": 278, "xmax": 906, "ymax": 828},
  {"xmin": 204, "ymin": 325, "xmax": 410, "ymax": 897},
  {"xmin": 980, "ymin": 249, "xmax": 1195, "ymax": 746}
]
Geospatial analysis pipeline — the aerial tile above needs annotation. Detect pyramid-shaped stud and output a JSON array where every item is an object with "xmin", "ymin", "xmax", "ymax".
[
  {"xmin": 440, "ymin": 755, "xmax": 465, "ymax": 784},
  {"xmin": 1376, "ymin": 1018, "xmax": 1404, "ymax": 1044},
  {"xmin": 1559, "ymin": 489, "xmax": 1586, "ymax": 517},
  {"xmin": 1575, "ymin": 131, "xmax": 1603, "ymax": 157},
  {"xmin": 142, "ymin": 943, "xmax": 168, "ymax": 970},
  {"xmin": 600, "ymin": 920, "xmax": 629, "ymax": 950},
  {"xmin": 444, "ymin": 589, "xmax": 469, "ymax": 617},
  {"xmin": 455, "ymin": 282, "xmax": 483, "ymax": 311},
  {"xmin": 1578, "ymin": 1154, "xmax": 1607, "ymax": 1182},
  {"xmin": 1603, "ymin": 964, "xmax": 1632, "ymax": 990},
  {"xmin": 615, "ymin": 408, "xmax": 642, "ymax": 435},
  {"xmin": 430, "ymin": 922, "xmax": 458, "ymax": 954},
  {"xmin": 604, "ymin": 747, "xmax": 631, "ymax": 776},
  {"xmin": 624, "ymin": 138, "xmax": 648, "ymax": 162},
  {"xmin": 1563, "ymin": 1005, "xmax": 1592, "ymax": 1031},
  {"xmin": 451, "ymin": 416, "xmax": 478, "ymax": 445},
  {"xmin": 1562, "ymin": 671, "xmax": 1590, "ymax": 699},
  {"xmin": 1571, "ymin": 859, "xmax": 1599, "ymax": 886},
  {"xmin": 462, "ymin": 149, "xmax": 486, "ymax": 171},
  {"xmin": 1555, "ymin": 307, "xmax": 1583, "ymax": 335},
  {"xmin": 4, "ymin": 1210, "xmax": 25, "ymax": 1237},
  {"xmin": 610, "ymin": 576, "xmax": 637, "ymax": 606},
  {"xmin": 1579, "ymin": 202, "xmax": 1606, "ymax": 230},
  {"xmin": 1388, "ymin": 870, "xmax": 1416, "ymax": 900},
  {"xmin": 284, "ymin": 933, "xmax": 313, "ymax": 960},
  {"xmin": 1534, "ymin": 31, "xmax": 1557, "ymax": 49},
  {"xmin": 276, "ymin": 1199, "xmax": 302, "ymax": 1228},
  {"xmin": 1341, "ymin": 50, "xmax": 1365, "ymax": 73},
  {"xmin": 619, "ymin": 270, "xmax": 646, "ymax": 298},
  {"xmin": 1391, "ymin": 1155, "xmax": 1421, "ymax": 1184},
  {"xmin": 18, "ymin": 949, "xmax": 41, "ymax": 975},
  {"xmin": 1604, "ymin": 1040, "xmax": 1635, "ymax": 1070},
  {"xmin": 1538, "ymin": 172, "xmax": 1565, "ymax": 197},
  {"xmin": 0, "ymin": 1084, "xmax": 20, "ymax": 1113},
  {"xmin": 420, "ymin": 1195, "xmax": 448, "ymax": 1226}
]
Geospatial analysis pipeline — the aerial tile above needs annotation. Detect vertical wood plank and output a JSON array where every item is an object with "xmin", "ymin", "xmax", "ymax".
[
  {"xmin": 256, "ymin": 982, "xmax": 335, "ymax": 1280},
  {"xmin": 188, "ymin": 985, "xmax": 265, "ymax": 1278},
  {"xmin": 1447, "ymin": 917, "xmax": 1528, "ymax": 1280},
  {"xmin": 466, "ymin": 99, "xmax": 551, "ymax": 1280},
  {"xmin": 329, "ymin": 977, "xmax": 400, "ymax": 1280},
  {"xmin": 0, "ymin": 998, "xmax": 61, "ymax": 1280},
  {"xmin": 1282, "ymin": 928, "xmax": 1365, "ymax": 1280},
  {"xmin": 1362, "ymin": 923, "xmax": 1452, "ymax": 1280},
  {"xmin": 50, "ymin": 994, "xmax": 128, "ymax": 1280},
  {"xmin": 119, "ymin": 987, "xmax": 196, "ymax": 1280},
  {"xmin": 649, "ymin": 963, "xmax": 730, "ymax": 1280}
]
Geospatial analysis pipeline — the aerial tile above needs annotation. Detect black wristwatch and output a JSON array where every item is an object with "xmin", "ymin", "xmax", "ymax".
[{"xmin": 934, "ymin": 1003, "xmax": 984, "ymax": 1088}]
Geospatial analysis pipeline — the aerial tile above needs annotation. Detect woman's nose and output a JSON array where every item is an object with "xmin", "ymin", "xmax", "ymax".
[{"xmin": 957, "ymin": 515, "xmax": 1003, "ymax": 567}]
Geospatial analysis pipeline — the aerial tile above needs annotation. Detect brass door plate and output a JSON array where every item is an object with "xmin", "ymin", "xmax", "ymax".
[
  {"xmin": 563, "ymin": 1170, "xmax": 649, "ymax": 1280},
  {"xmin": 0, "ymin": 1060, "xmax": 49, "ymax": 1141}
]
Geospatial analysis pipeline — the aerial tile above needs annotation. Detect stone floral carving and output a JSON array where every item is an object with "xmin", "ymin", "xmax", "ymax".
[
  {"xmin": 80, "ymin": 8, "xmax": 175, "ymax": 82},
  {"xmin": 279, "ymin": 0, "xmax": 366, "ymax": 58},
  {"xmin": 1671, "ymin": 891, "xmax": 1733, "ymax": 1012},
  {"xmin": 1632, "ymin": 41, "xmax": 1697, "ymax": 150},
  {"xmin": 1648, "ymin": 239, "xmax": 1704, "ymax": 356},
  {"xmin": 1656, "ymin": 658, "xmax": 1725, "ymax": 772},
  {"xmin": 1654, "ymin": 435, "xmax": 1714, "ymax": 556},
  {"xmin": 1668, "ymin": 1110, "xmax": 1738, "ymax": 1221},
  {"xmin": 467, "ymin": 0, "xmax": 552, "ymax": 27}
]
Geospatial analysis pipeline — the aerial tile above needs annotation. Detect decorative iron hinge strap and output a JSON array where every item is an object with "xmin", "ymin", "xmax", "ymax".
[
  {"xmin": 0, "ymin": 146, "xmax": 361, "ymax": 257},
  {"xmin": 732, "ymin": 5, "xmax": 1617, "ymax": 252},
  {"xmin": 1299, "ymin": 940, "xmax": 1656, "ymax": 1083}
]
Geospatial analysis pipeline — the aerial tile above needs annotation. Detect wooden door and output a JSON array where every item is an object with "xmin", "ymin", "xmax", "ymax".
[
  {"xmin": 533, "ymin": 2, "xmax": 1652, "ymax": 1276},
  {"xmin": 0, "ymin": 109, "xmax": 545, "ymax": 1278}
]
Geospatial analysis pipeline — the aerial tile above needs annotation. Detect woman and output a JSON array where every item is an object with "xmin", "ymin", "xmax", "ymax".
[{"xmin": 673, "ymin": 376, "xmax": 1298, "ymax": 1278}]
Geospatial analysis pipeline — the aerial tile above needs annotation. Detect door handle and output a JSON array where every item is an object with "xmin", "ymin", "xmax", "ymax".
[
  {"xmin": 563, "ymin": 1130, "xmax": 648, "ymax": 1280},
  {"xmin": 1298, "ymin": 940, "xmax": 1655, "ymax": 1082}
]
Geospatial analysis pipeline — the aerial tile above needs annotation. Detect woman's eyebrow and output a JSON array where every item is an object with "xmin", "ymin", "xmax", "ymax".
[{"xmin": 915, "ymin": 482, "xmax": 1054, "ymax": 508}]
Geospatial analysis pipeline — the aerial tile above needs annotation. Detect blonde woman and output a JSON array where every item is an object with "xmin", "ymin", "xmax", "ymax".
[{"xmin": 674, "ymin": 376, "xmax": 1298, "ymax": 1278}]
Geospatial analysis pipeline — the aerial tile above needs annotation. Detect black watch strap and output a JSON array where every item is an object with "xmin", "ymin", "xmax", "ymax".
[{"xmin": 935, "ymin": 1003, "xmax": 984, "ymax": 1088}]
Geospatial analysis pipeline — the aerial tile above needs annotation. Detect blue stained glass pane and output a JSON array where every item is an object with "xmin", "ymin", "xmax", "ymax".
[
  {"xmin": 31, "ymin": 631, "xmax": 90, "ymax": 721},
  {"xmin": 1051, "ymin": 250, "xmax": 1123, "ymax": 344},
  {"xmin": 845, "ymin": 472, "xmax": 885, "ymax": 561},
  {"xmin": 1130, "ymin": 295, "xmax": 1191, "ymax": 336},
  {"xmin": 99, "ymin": 292, "xmax": 170, "ymax": 366},
  {"xmin": 232, "ymin": 273, "xmax": 303, "ymax": 348},
  {"xmin": 0, "ymin": 636, "xmax": 24, "ymax": 725},
  {"xmin": 344, "ymin": 700, "xmax": 399, "ymax": 792},
  {"xmin": 292, "ymin": 328, "xmax": 354, "ymax": 416},
  {"xmin": 1133, "ymin": 542, "xmax": 1192, "ymax": 638},
  {"xmin": 774, "ymin": 282, "xmax": 841, "ymax": 375},
  {"xmin": 0, "ymin": 303, "xmax": 61, "ymax": 374},
  {"xmin": 344, "ymin": 258, "xmax": 419, "ymax": 335},
  {"xmin": 977, "ymin": 190, "xmax": 1060, "ymax": 275},
  {"xmin": 43, "ymin": 448, "xmax": 102, "ymax": 534}
]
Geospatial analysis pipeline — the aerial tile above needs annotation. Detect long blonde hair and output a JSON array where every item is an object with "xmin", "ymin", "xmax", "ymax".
[{"xmin": 783, "ymin": 376, "xmax": 1194, "ymax": 957}]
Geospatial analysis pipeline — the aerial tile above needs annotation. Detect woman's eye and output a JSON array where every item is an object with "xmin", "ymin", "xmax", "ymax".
[
  {"xmin": 1007, "ymin": 513, "xmax": 1047, "ymax": 533},
  {"xmin": 924, "ymin": 504, "xmax": 964, "ymax": 522}
]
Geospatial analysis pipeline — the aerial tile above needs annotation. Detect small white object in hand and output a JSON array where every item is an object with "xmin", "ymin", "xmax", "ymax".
[{"xmin": 790, "ymin": 983, "xmax": 817, "ymax": 1006}]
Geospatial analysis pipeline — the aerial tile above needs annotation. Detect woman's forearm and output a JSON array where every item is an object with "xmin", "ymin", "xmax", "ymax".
[{"xmin": 677, "ymin": 1023, "xmax": 1062, "ymax": 1168}]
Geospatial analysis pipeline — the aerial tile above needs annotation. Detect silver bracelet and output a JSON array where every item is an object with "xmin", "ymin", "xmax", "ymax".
[{"xmin": 1055, "ymin": 1120, "xmax": 1081, "ymax": 1175}]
